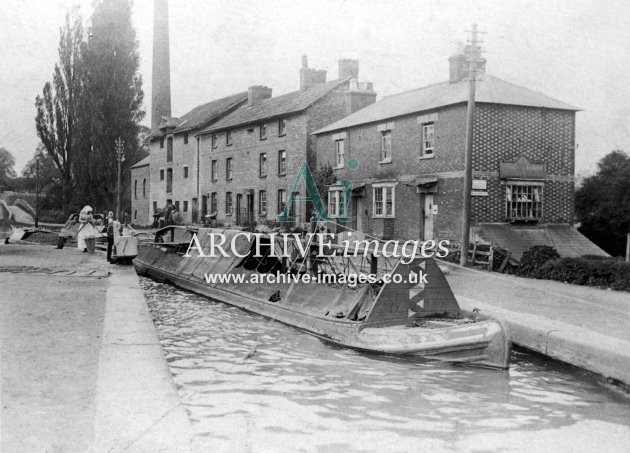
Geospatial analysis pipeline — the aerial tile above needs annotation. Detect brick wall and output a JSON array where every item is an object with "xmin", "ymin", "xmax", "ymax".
[
  {"xmin": 131, "ymin": 164, "xmax": 151, "ymax": 226},
  {"xmin": 199, "ymin": 114, "xmax": 310, "ymax": 227},
  {"xmin": 316, "ymin": 104, "xmax": 468, "ymax": 180},
  {"xmin": 195, "ymin": 82, "xmax": 376, "ymax": 228},
  {"xmin": 167, "ymin": 132, "xmax": 199, "ymax": 223},
  {"xmin": 314, "ymin": 102, "xmax": 576, "ymax": 241},
  {"xmin": 472, "ymin": 104, "xmax": 575, "ymax": 224}
]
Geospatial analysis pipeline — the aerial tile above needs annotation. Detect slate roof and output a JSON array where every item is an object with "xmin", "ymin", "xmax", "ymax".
[
  {"xmin": 130, "ymin": 156, "xmax": 150, "ymax": 169},
  {"xmin": 172, "ymin": 91, "xmax": 248, "ymax": 134},
  {"xmin": 199, "ymin": 80, "xmax": 346, "ymax": 135},
  {"xmin": 313, "ymin": 74, "xmax": 579, "ymax": 135},
  {"xmin": 474, "ymin": 223, "xmax": 608, "ymax": 262}
]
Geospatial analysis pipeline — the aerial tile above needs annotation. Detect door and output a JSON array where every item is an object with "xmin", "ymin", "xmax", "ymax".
[
  {"xmin": 352, "ymin": 196, "xmax": 365, "ymax": 241},
  {"xmin": 423, "ymin": 194, "xmax": 434, "ymax": 240},
  {"xmin": 201, "ymin": 195, "xmax": 208, "ymax": 217},
  {"xmin": 192, "ymin": 198, "xmax": 198, "ymax": 223},
  {"xmin": 236, "ymin": 194, "xmax": 243, "ymax": 225},
  {"xmin": 246, "ymin": 192, "xmax": 254, "ymax": 224}
]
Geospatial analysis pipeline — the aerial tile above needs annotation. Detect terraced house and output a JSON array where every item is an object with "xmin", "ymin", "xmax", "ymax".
[
  {"xmin": 314, "ymin": 52, "xmax": 605, "ymax": 259},
  {"xmin": 195, "ymin": 57, "xmax": 376, "ymax": 227}
]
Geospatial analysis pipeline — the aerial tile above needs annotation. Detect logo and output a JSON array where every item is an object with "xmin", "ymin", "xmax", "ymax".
[{"xmin": 275, "ymin": 162, "xmax": 353, "ymax": 222}]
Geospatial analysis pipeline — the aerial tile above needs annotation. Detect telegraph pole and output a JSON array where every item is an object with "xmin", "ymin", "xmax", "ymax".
[
  {"xmin": 115, "ymin": 137, "xmax": 125, "ymax": 221},
  {"xmin": 460, "ymin": 24, "xmax": 484, "ymax": 266},
  {"xmin": 35, "ymin": 155, "xmax": 39, "ymax": 228}
]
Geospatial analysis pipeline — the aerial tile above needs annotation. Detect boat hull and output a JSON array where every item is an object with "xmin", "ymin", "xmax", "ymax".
[{"xmin": 134, "ymin": 252, "xmax": 510, "ymax": 369}]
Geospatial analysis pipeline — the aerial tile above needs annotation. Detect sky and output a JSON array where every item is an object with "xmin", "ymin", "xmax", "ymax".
[{"xmin": 1, "ymin": 0, "xmax": 629, "ymax": 177}]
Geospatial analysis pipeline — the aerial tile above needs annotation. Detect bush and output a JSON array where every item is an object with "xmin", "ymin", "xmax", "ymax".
[
  {"xmin": 537, "ymin": 257, "xmax": 630, "ymax": 291},
  {"xmin": 517, "ymin": 245, "xmax": 560, "ymax": 277}
]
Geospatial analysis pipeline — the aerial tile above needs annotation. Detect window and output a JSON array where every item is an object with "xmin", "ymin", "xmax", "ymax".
[
  {"xmin": 183, "ymin": 201, "xmax": 188, "ymax": 212},
  {"xmin": 278, "ymin": 150, "xmax": 286, "ymax": 175},
  {"xmin": 143, "ymin": 178, "xmax": 146, "ymax": 197},
  {"xmin": 278, "ymin": 118, "xmax": 286, "ymax": 136},
  {"xmin": 260, "ymin": 123, "xmax": 267, "ymax": 140},
  {"xmin": 183, "ymin": 166, "xmax": 189, "ymax": 178},
  {"xmin": 226, "ymin": 158, "xmax": 233, "ymax": 180},
  {"xmin": 259, "ymin": 153, "xmax": 267, "ymax": 177},
  {"xmin": 166, "ymin": 168, "xmax": 173, "ymax": 193},
  {"xmin": 134, "ymin": 210, "xmax": 137, "ymax": 220},
  {"xmin": 183, "ymin": 133, "xmax": 189, "ymax": 144},
  {"xmin": 160, "ymin": 169, "xmax": 165, "ymax": 180},
  {"xmin": 422, "ymin": 123, "xmax": 434, "ymax": 156},
  {"xmin": 225, "ymin": 192, "xmax": 233, "ymax": 215},
  {"xmin": 153, "ymin": 201, "xmax": 157, "ymax": 212},
  {"xmin": 174, "ymin": 200, "xmax": 180, "ymax": 211},
  {"xmin": 373, "ymin": 184, "xmax": 395, "ymax": 218},
  {"xmin": 328, "ymin": 189, "xmax": 342, "ymax": 217},
  {"xmin": 381, "ymin": 130, "xmax": 392, "ymax": 162},
  {"xmin": 210, "ymin": 193, "xmax": 218, "ymax": 214},
  {"xmin": 335, "ymin": 139, "xmax": 345, "ymax": 168},
  {"xmin": 259, "ymin": 190, "xmax": 267, "ymax": 215},
  {"xmin": 211, "ymin": 134, "xmax": 217, "ymax": 148},
  {"xmin": 505, "ymin": 183, "xmax": 542, "ymax": 220},
  {"xmin": 134, "ymin": 179, "xmax": 138, "ymax": 199},
  {"xmin": 226, "ymin": 130, "xmax": 232, "ymax": 146},
  {"xmin": 159, "ymin": 137, "xmax": 164, "ymax": 148},
  {"xmin": 211, "ymin": 160, "xmax": 217, "ymax": 181},
  {"xmin": 277, "ymin": 189, "xmax": 287, "ymax": 214},
  {"xmin": 167, "ymin": 137, "xmax": 173, "ymax": 162}
]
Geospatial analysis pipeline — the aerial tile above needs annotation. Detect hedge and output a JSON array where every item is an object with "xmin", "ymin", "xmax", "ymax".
[
  {"xmin": 517, "ymin": 245, "xmax": 560, "ymax": 278},
  {"xmin": 515, "ymin": 245, "xmax": 630, "ymax": 291},
  {"xmin": 536, "ymin": 257, "xmax": 630, "ymax": 291}
]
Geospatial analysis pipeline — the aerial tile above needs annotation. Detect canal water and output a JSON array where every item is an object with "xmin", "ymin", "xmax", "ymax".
[{"xmin": 141, "ymin": 279, "xmax": 630, "ymax": 453}]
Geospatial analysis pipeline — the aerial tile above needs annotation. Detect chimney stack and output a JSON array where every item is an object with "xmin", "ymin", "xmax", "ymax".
[
  {"xmin": 151, "ymin": 0, "xmax": 172, "ymax": 130},
  {"xmin": 448, "ymin": 46, "xmax": 486, "ymax": 83},
  {"xmin": 299, "ymin": 54, "xmax": 327, "ymax": 91},
  {"xmin": 247, "ymin": 85, "xmax": 272, "ymax": 107},
  {"xmin": 338, "ymin": 58, "xmax": 359, "ymax": 80}
]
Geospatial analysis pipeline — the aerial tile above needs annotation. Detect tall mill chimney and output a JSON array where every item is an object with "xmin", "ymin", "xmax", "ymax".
[{"xmin": 151, "ymin": 0, "xmax": 171, "ymax": 130}]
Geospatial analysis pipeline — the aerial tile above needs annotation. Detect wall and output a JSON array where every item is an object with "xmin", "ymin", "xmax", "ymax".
[
  {"xmin": 131, "ymin": 164, "xmax": 151, "ymax": 226},
  {"xmin": 314, "ymin": 102, "xmax": 576, "ymax": 241},
  {"xmin": 471, "ymin": 104, "xmax": 575, "ymax": 224},
  {"xmin": 198, "ymin": 114, "xmax": 309, "ymax": 227}
]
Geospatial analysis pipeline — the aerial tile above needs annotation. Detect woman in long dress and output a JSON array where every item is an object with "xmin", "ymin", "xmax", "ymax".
[{"xmin": 77, "ymin": 205, "xmax": 97, "ymax": 251}]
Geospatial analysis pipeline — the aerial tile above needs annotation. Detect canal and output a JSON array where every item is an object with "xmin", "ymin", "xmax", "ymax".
[{"xmin": 141, "ymin": 279, "xmax": 630, "ymax": 452}]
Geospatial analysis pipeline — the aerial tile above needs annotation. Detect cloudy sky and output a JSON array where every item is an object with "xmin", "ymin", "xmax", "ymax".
[{"xmin": 1, "ymin": 0, "xmax": 628, "ymax": 176}]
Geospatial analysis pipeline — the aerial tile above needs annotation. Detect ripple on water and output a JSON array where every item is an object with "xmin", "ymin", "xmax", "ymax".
[{"xmin": 140, "ymin": 278, "xmax": 630, "ymax": 453}]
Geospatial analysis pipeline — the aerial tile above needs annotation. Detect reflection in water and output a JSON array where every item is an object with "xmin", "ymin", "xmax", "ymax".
[{"xmin": 141, "ymin": 279, "xmax": 630, "ymax": 452}]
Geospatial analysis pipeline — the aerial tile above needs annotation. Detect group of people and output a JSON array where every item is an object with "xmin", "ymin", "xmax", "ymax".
[{"xmin": 76, "ymin": 205, "xmax": 122, "ymax": 262}]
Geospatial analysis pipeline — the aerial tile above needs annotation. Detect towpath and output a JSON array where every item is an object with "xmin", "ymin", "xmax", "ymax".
[
  {"xmin": 0, "ymin": 244, "xmax": 192, "ymax": 452},
  {"xmin": 442, "ymin": 261, "xmax": 630, "ymax": 387}
]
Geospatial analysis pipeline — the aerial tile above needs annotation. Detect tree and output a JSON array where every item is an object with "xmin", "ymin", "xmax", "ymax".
[
  {"xmin": 0, "ymin": 147, "xmax": 17, "ymax": 190},
  {"xmin": 74, "ymin": 0, "xmax": 144, "ymax": 213},
  {"xmin": 575, "ymin": 149, "xmax": 630, "ymax": 257},
  {"xmin": 21, "ymin": 144, "xmax": 61, "ymax": 194},
  {"xmin": 35, "ymin": 8, "xmax": 85, "ymax": 212}
]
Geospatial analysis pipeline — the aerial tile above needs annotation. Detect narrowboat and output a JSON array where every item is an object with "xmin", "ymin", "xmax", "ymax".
[{"xmin": 133, "ymin": 226, "xmax": 510, "ymax": 369}]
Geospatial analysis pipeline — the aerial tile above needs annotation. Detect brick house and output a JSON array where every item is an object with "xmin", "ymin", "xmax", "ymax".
[
  {"xmin": 313, "ymin": 53, "xmax": 606, "ymax": 258},
  {"xmin": 141, "ymin": 92, "xmax": 248, "ymax": 226},
  {"xmin": 195, "ymin": 57, "xmax": 376, "ymax": 228},
  {"xmin": 130, "ymin": 156, "xmax": 150, "ymax": 225}
]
